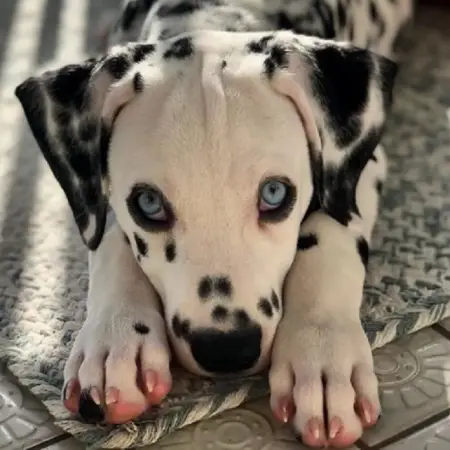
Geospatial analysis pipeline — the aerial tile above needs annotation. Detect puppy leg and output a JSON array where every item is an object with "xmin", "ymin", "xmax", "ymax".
[
  {"xmin": 63, "ymin": 223, "xmax": 172, "ymax": 424},
  {"xmin": 269, "ymin": 146, "xmax": 387, "ymax": 448}
]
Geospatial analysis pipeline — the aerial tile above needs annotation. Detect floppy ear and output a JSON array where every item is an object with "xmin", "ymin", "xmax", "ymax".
[
  {"xmin": 256, "ymin": 32, "xmax": 397, "ymax": 226},
  {"xmin": 15, "ymin": 43, "xmax": 156, "ymax": 250}
]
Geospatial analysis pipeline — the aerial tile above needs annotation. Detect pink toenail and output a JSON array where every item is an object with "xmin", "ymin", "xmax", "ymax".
[
  {"xmin": 328, "ymin": 416, "xmax": 343, "ymax": 440},
  {"xmin": 90, "ymin": 387, "xmax": 101, "ymax": 405},
  {"xmin": 145, "ymin": 371, "xmax": 157, "ymax": 393},
  {"xmin": 307, "ymin": 417, "xmax": 323, "ymax": 441},
  {"xmin": 357, "ymin": 398, "xmax": 377, "ymax": 426},
  {"xmin": 64, "ymin": 379, "xmax": 76, "ymax": 400},
  {"xmin": 105, "ymin": 387, "xmax": 119, "ymax": 405}
]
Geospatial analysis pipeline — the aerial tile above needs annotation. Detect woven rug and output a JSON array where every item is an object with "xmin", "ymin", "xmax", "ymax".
[{"xmin": 1, "ymin": 1, "xmax": 450, "ymax": 448}]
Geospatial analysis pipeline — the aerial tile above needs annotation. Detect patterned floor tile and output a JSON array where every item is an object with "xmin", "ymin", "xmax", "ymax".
[
  {"xmin": 361, "ymin": 327, "xmax": 450, "ymax": 447},
  {"xmin": 44, "ymin": 437, "xmax": 85, "ymax": 449},
  {"xmin": 144, "ymin": 398, "xmax": 358, "ymax": 450},
  {"xmin": 0, "ymin": 365, "xmax": 65, "ymax": 450},
  {"xmin": 382, "ymin": 416, "xmax": 450, "ymax": 450}
]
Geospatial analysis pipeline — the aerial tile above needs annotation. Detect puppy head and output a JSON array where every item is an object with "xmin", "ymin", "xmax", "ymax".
[{"xmin": 16, "ymin": 31, "xmax": 396, "ymax": 376}]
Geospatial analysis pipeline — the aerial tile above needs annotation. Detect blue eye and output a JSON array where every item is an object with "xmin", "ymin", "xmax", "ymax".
[
  {"xmin": 260, "ymin": 179, "xmax": 288, "ymax": 210},
  {"xmin": 136, "ymin": 189, "xmax": 165, "ymax": 219}
]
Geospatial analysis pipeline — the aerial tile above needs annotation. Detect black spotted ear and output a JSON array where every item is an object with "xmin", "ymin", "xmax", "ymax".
[
  {"xmin": 15, "ymin": 43, "xmax": 156, "ymax": 250},
  {"xmin": 263, "ymin": 32, "xmax": 397, "ymax": 225}
]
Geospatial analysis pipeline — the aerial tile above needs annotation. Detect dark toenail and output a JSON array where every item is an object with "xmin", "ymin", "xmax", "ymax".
[
  {"xmin": 62, "ymin": 383, "xmax": 69, "ymax": 400},
  {"xmin": 78, "ymin": 389, "xmax": 104, "ymax": 424},
  {"xmin": 293, "ymin": 431, "xmax": 304, "ymax": 443}
]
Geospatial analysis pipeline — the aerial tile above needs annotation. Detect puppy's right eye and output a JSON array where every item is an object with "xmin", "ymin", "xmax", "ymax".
[
  {"xmin": 136, "ymin": 189, "xmax": 165, "ymax": 220},
  {"xmin": 127, "ymin": 184, "xmax": 175, "ymax": 231}
]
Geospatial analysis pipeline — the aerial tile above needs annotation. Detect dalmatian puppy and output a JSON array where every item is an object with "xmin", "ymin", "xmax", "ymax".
[{"xmin": 15, "ymin": 0, "xmax": 413, "ymax": 447}]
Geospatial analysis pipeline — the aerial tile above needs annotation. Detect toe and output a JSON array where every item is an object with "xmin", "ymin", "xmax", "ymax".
[
  {"xmin": 104, "ymin": 387, "xmax": 147, "ymax": 424},
  {"xmin": 268, "ymin": 363, "xmax": 295, "ymax": 423},
  {"xmin": 298, "ymin": 417, "xmax": 327, "ymax": 448},
  {"xmin": 352, "ymin": 364, "xmax": 381, "ymax": 428},
  {"xmin": 271, "ymin": 396, "xmax": 295, "ymax": 424},
  {"xmin": 104, "ymin": 348, "xmax": 147, "ymax": 423},
  {"xmin": 141, "ymin": 370, "xmax": 172, "ymax": 405},
  {"xmin": 355, "ymin": 397, "xmax": 380, "ymax": 428},
  {"xmin": 63, "ymin": 379, "xmax": 80, "ymax": 414}
]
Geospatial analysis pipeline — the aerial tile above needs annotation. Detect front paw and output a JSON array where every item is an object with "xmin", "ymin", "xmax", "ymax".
[
  {"xmin": 62, "ymin": 311, "xmax": 172, "ymax": 424},
  {"xmin": 269, "ymin": 318, "xmax": 379, "ymax": 448}
]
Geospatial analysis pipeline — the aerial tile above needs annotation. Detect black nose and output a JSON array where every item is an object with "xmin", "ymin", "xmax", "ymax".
[{"xmin": 190, "ymin": 327, "xmax": 262, "ymax": 374}]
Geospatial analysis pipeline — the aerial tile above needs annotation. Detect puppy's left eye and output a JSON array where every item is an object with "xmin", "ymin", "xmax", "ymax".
[{"xmin": 258, "ymin": 178, "xmax": 296, "ymax": 223}]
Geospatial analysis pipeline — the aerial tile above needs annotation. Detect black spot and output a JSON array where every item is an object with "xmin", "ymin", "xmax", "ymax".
[
  {"xmin": 370, "ymin": 1, "xmax": 380, "ymax": 23},
  {"xmin": 212, "ymin": 305, "xmax": 229, "ymax": 322},
  {"xmin": 134, "ymin": 322, "xmax": 150, "ymax": 334},
  {"xmin": 297, "ymin": 233, "xmax": 318, "ymax": 251},
  {"xmin": 67, "ymin": 148, "xmax": 94, "ymax": 182},
  {"xmin": 271, "ymin": 290, "xmax": 280, "ymax": 311},
  {"xmin": 215, "ymin": 276, "xmax": 232, "ymax": 297},
  {"xmin": 264, "ymin": 44, "xmax": 289, "ymax": 78},
  {"xmin": 133, "ymin": 72, "xmax": 144, "ymax": 92},
  {"xmin": 323, "ymin": 127, "xmax": 383, "ymax": 226},
  {"xmin": 46, "ymin": 62, "xmax": 95, "ymax": 111},
  {"xmin": 375, "ymin": 179, "xmax": 383, "ymax": 194},
  {"xmin": 78, "ymin": 390, "xmax": 104, "ymax": 424},
  {"xmin": 165, "ymin": 240, "xmax": 176, "ymax": 262},
  {"xmin": 132, "ymin": 43, "xmax": 156, "ymax": 63},
  {"xmin": 234, "ymin": 309, "xmax": 250, "ymax": 328},
  {"xmin": 103, "ymin": 54, "xmax": 131, "ymax": 79},
  {"xmin": 54, "ymin": 107, "xmax": 71, "ymax": 126},
  {"xmin": 172, "ymin": 314, "xmax": 182, "ymax": 337},
  {"xmin": 172, "ymin": 314, "xmax": 191, "ymax": 338},
  {"xmin": 221, "ymin": 60, "xmax": 227, "ymax": 69},
  {"xmin": 311, "ymin": 45, "xmax": 372, "ymax": 147},
  {"xmin": 190, "ymin": 326, "xmax": 262, "ymax": 373},
  {"xmin": 78, "ymin": 119, "xmax": 97, "ymax": 142},
  {"xmin": 337, "ymin": 0, "xmax": 347, "ymax": 29},
  {"xmin": 158, "ymin": 1, "xmax": 199, "ymax": 16},
  {"xmin": 198, "ymin": 276, "xmax": 213, "ymax": 300},
  {"xmin": 357, "ymin": 237, "xmax": 369, "ymax": 267},
  {"xmin": 124, "ymin": 232, "xmax": 131, "ymax": 246},
  {"xmin": 99, "ymin": 121, "xmax": 111, "ymax": 178},
  {"xmin": 164, "ymin": 37, "xmax": 194, "ymax": 59},
  {"xmin": 247, "ymin": 35, "xmax": 272, "ymax": 53},
  {"xmin": 276, "ymin": 12, "xmax": 294, "ymax": 30},
  {"xmin": 121, "ymin": 0, "xmax": 138, "ymax": 31},
  {"xmin": 133, "ymin": 232, "xmax": 148, "ymax": 256},
  {"xmin": 258, "ymin": 298, "xmax": 273, "ymax": 318}
]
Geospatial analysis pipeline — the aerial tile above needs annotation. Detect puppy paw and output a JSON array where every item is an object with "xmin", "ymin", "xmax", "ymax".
[
  {"xmin": 269, "ymin": 318, "xmax": 379, "ymax": 448},
  {"xmin": 62, "ymin": 311, "xmax": 172, "ymax": 424}
]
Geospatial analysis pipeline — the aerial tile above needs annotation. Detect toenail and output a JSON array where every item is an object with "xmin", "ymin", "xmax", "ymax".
[
  {"xmin": 78, "ymin": 389, "xmax": 104, "ymax": 424},
  {"xmin": 105, "ymin": 387, "xmax": 119, "ymax": 405},
  {"xmin": 276, "ymin": 397, "xmax": 294, "ymax": 423},
  {"xmin": 63, "ymin": 379, "xmax": 76, "ymax": 400},
  {"xmin": 329, "ymin": 416, "xmax": 343, "ymax": 439},
  {"xmin": 145, "ymin": 371, "xmax": 156, "ymax": 393},
  {"xmin": 307, "ymin": 418, "xmax": 322, "ymax": 440},
  {"xmin": 90, "ymin": 387, "xmax": 101, "ymax": 405}
]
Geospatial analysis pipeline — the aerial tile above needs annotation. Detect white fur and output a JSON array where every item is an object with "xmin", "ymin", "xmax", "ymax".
[{"xmin": 53, "ymin": 0, "xmax": 411, "ymax": 445}]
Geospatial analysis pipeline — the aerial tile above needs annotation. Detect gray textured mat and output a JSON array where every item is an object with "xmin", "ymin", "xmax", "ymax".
[{"xmin": 0, "ymin": 1, "xmax": 449, "ymax": 448}]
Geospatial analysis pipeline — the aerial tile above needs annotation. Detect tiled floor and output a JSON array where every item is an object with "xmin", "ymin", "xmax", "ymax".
[{"xmin": 1, "ymin": 323, "xmax": 450, "ymax": 450}]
